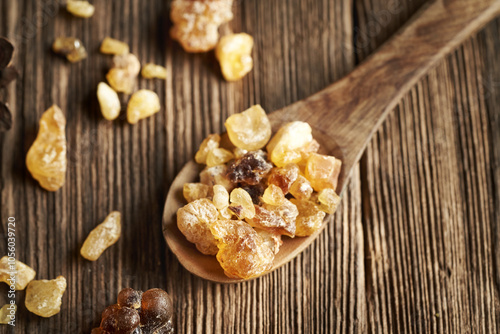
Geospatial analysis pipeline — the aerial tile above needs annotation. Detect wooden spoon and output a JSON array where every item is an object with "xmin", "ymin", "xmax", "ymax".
[{"xmin": 163, "ymin": 0, "xmax": 500, "ymax": 283}]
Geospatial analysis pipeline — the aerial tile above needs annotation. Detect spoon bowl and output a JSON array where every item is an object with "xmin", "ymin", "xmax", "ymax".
[
  {"xmin": 163, "ymin": 0, "xmax": 500, "ymax": 283},
  {"xmin": 162, "ymin": 127, "xmax": 345, "ymax": 283}
]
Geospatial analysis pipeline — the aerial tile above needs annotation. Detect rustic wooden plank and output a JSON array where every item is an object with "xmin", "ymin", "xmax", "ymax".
[
  {"xmin": 356, "ymin": 0, "xmax": 500, "ymax": 332},
  {"xmin": 0, "ymin": 0, "xmax": 364, "ymax": 333}
]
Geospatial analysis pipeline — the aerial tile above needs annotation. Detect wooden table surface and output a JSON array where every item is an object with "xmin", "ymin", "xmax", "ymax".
[{"xmin": 0, "ymin": 0, "xmax": 499, "ymax": 333}]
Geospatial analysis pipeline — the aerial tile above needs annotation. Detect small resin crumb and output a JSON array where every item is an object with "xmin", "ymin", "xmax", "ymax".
[
  {"xmin": 183, "ymin": 183, "xmax": 210, "ymax": 202},
  {"xmin": 225, "ymin": 105, "xmax": 271, "ymax": 151},
  {"xmin": 195, "ymin": 134, "xmax": 221, "ymax": 165},
  {"xmin": 126, "ymin": 89, "xmax": 161, "ymax": 124},
  {"xmin": 26, "ymin": 105, "xmax": 67, "ymax": 191},
  {"xmin": 206, "ymin": 148, "xmax": 234, "ymax": 167},
  {"xmin": 100, "ymin": 37, "xmax": 130, "ymax": 55},
  {"xmin": 52, "ymin": 37, "xmax": 87, "ymax": 62},
  {"xmin": 317, "ymin": 188, "xmax": 341, "ymax": 214},
  {"xmin": 216, "ymin": 33, "xmax": 254, "ymax": 81},
  {"xmin": 66, "ymin": 1, "xmax": 95, "ymax": 18},
  {"xmin": 97, "ymin": 82, "xmax": 121, "ymax": 121},
  {"xmin": 229, "ymin": 188, "xmax": 255, "ymax": 219},
  {"xmin": 0, "ymin": 304, "xmax": 16, "ymax": 324},
  {"xmin": 170, "ymin": 0, "xmax": 234, "ymax": 52},
  {"xmin": 291, "ymin": 199, "xmax": 326, "ymax": 237},
  {"xmin": 106, "ymin": 53, "xmax": 141, "ymax": 94}
]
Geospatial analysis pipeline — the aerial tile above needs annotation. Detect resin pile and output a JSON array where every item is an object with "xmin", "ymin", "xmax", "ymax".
[{"xmin": 177, "ymin": 105, "xmax": 342, "ymax": 279}]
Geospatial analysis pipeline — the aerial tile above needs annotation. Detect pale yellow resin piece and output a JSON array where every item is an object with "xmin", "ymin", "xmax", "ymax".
[
  {"xmin": 25, "ymin": 276, "xmax": 67, "ymax": 318},
  {"xmin": 0, "ymin": 256, "xmax": 36, "ymax": 290},
  {"xmin": 80, "ymin": 211, "xmax": 121, "ymax": 261},
  {"xmin": 26, "ymin": 105, "xmax": 67, "ymax": 191}
]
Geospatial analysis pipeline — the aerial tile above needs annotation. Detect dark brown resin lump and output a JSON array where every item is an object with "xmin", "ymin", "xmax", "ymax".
[{"xmin": 92, "ymin": 288, "xmax": 175, "ymax": 334}]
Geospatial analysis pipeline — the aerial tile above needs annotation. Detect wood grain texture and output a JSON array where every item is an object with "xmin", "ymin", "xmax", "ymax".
[
  {"xmin": 356, "ymin": 1, "xmax": 500, "ymax": 333},
  {"xmin": 0, "ymin": 0, "xmax": 498, "ymax": 333},
  {"xmin": 0, "ymin": 0, "xmax": 362, "ymax": 333}
]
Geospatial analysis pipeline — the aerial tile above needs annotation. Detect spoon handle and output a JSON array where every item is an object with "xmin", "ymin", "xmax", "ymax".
[{"xmin": 276, "ymin": 0, "xmax": 500, "ymax": 172}]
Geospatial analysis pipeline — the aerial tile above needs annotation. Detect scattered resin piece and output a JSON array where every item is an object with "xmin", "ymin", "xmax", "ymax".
[
  {"xmin": 210, "ymin": 220, "xmax": 274, "ymax": 279},
  {"xmin": 100, "ymin": 37, "xmax": 130, "ymax": 55},
  {"xmin": 255, "ymin": 228, "xmax": 282, "ymax": 255},
  {"xmin": 141, "ymin": 63, "xmax": 167, "ymax": 79},
  {"xmin": 212, "ymin": 184, "xmax": 229, "ymax": 210},
  {"xmin": 226, "ymin": 150, "xmax": 272, "ymax": 186},
  {"xmin": 289, "ymin": 175, "xmax": 313, "ymax": 200},
  {"xmin": 305, "ymin": 153, "xmax": 342, "ymax": 192},
  {"xmin": 262, "ymin": 184, "xmax": 285, "ymax": 206},
  {"xmin": 229, "ymin": 188, "xmax": 255, "ymax": 219},
  {"xmin": 0, "ymin": 304, "xmax": 16, "ymax": 324},
  {"xmin": 267, "ymin": 164, "xmax": 300, "ymax": 194},
  {"xmin": 97, "ymin": 82, "xmax": 121, "ymax": 121},
  {"xmin": 206, "ymin": 148, "xmax": 234, "ymax": 167},
  {"xmin": 266, "ymin": 121, "xmax": 313, "ymax": 167},
  {"xmin": 0, "ymin": 256, "xmax": 36, "ymax": 290},
  {"xmin": 177, "ymin": 198, "xmax": 219, "ymax": 255},
  {"xmin": 225, "ymin": 105, "xmax": 271, "ymax": 151},
  {"xmin": 25, "ymin": 276, "xmax": 67, "ymax": 318},
  {"xmin": 80, "ymin": 211, "xmax": 121, "ymax": 261},
  {"xmin": 26, "ymin": 105, "xmax": 67, "ymax": 191},
  {"xmin": 52, "ymin": 37, "xmax": 87, "ymax": 62},
  {"xmin": 200, "ymin": 165, "xmax": 234, "ymax": 192},
  {"xmin": 170, "ymin": 0, "xmax": 234, "ymax": 52},
  {"xmin": 106, "ymin": 53, "xmax": 141, "ymax": 94},
  {"xmin": 216, "ymin": 33, "xmax": 253, "ymax": 81},
  {"xmin": 317, "ymin": 188, "xmax": 341, "ymax": 214},
  {"xmin": 262, "ymin": 198, "xmax": 298, "ymax": 236},
  {"xmin": 93, "ymin": 288, "xmax": 175, "ymax": 334},
  {"xmin": 291, "ymin": 199, "xmax": 326, "ymax": 237},
  {"xmin": 127, "ymin": 89, "xmax": 161, "ymax": 124},
  {"xmin": 66, "ymin": 0, "xmax": 95, "ymax": 18},
  {"xmin": 245, "ymin": 205, "xmax": 293, "ymax": 237},
  {"xmin": 183, "ymin": 182, "xmax": 210, "ymax": 202},
  {"xmin": 195, "ymin": 134, "xmax": 221, "ymax": 164}
]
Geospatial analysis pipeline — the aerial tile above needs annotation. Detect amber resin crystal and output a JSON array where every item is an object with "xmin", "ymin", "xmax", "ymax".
[
  {"xmin": 81, "ymin": 211, "xmax": 122, "ymax": 261},
  {"xmin": 52, "ymin": 37, "xmax": 88, "ymax": 63},
  {"xmin": 0, "ymin": 256, "xmax": 36, "ymax": 290},
  {"xmin": 216, "ymin": 33, "xmax": 254, "ymax": 81},
  {"xmin": 26, "ymin": 105, "xmax": 67, "ymax": 191},
  {"xmin": 25, "ymin": 276, "xmax": 67, "ymax": 318}
]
